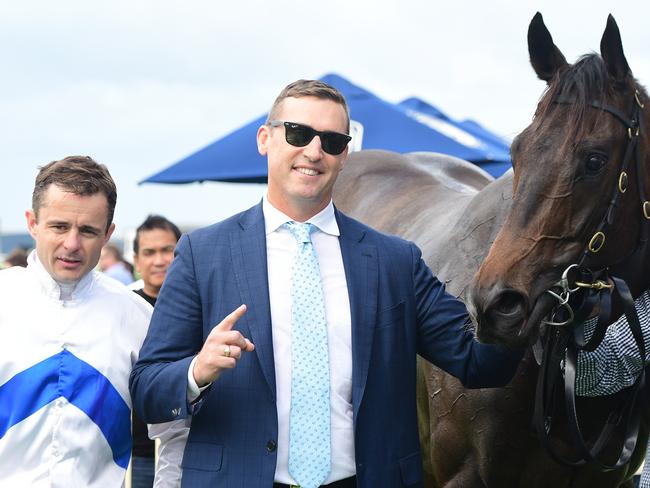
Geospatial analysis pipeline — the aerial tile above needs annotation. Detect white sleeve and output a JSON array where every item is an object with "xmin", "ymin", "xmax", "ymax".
[{"xmin": 149, "ymin": 418, "xmax": 191, "ymax": 488}]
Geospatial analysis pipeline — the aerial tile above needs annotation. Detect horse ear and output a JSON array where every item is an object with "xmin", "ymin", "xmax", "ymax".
[
  {"xmin": 528, "ymin": 12, "xmax": 568, "ymax": 83},
  {"xmin": 600, "ymin": 14, "xmax": 631, "ymax": 82}
]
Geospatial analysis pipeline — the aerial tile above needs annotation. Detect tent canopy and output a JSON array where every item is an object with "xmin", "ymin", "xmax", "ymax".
[
  {"xmin": 397, "ymin": 97, "xmax": 512, "ymax": 177},
  {"xmin": 142, "ymin": 74, "xmax": 511, "ymax": 184}
]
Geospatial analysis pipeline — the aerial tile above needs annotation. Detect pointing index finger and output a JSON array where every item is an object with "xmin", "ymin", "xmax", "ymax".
[{"xmin": 215, "ymin": 304, "xmax": 247, "ymax": 332}]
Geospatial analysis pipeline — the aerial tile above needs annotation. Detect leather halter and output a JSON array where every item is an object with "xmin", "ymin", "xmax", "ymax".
[{"xmin": 533, "ymin": 88, "xmax": 648, "ymax": 470}]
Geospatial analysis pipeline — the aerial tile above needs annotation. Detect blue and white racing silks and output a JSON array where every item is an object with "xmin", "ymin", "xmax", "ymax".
[{"xmin": 0, "ymin": 253, "xmax": 151, "ymax": 487}]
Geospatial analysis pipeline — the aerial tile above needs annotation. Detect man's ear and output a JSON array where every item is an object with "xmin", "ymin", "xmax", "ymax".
[
  {"xmin": 25, "ymin": 209, "xmax": 38, "ymax": 239},
  {"xmin": 104, "ymin": 223, "xmax": 116, "ymax": 244},
  {"xmin": 257, "ymin": 125, "xmax": 270, "ymax": 156}
]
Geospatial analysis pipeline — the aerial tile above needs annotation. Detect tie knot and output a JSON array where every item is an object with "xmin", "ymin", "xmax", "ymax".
[{"xmin": 284, "ymin": 221, "xmax": 314, "ymax": 244}]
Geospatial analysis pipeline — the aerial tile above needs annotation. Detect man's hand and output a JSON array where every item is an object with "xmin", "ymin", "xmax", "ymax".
[{"xmin": 192, "ymin": 305, "xmax": 255, "ymax": 387}]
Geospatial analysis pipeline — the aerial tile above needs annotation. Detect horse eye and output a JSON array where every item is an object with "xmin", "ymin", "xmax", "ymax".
[{"xmin": 585, "ymin": 154, "xmax": 607, "ymax": 174}]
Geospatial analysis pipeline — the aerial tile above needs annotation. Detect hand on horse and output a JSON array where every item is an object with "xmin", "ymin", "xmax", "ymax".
[{"xmin": 192, "ymin": 304, "xmax": 255, "ymax": 387}]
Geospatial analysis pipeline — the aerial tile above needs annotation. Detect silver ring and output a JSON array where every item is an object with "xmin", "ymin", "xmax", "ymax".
[{"xmin": 223, "ymin": 345, "xmax": 231, "ymax": 358}]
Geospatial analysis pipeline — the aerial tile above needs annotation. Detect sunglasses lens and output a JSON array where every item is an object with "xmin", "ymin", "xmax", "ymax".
[
  {"xmin": 284, "ymin": 123, "xmax": 315, "ymax": 147},
  {"xmin": 321, "ymin": 133, "xmax": 350, "ymax": 155},
  {"xmin": 282, "ymin": 122, "xmax": 350, "ymax": 155}
]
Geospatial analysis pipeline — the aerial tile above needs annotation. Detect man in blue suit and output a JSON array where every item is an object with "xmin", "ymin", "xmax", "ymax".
[{"xmin": 130, "ymin": 79, "xmax": 523, "ymax": 488}]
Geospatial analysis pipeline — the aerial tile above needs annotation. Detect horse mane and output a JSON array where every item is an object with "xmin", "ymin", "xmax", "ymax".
[{"xmin": 534, "ymin": 53, "xmax": 638, "ymax": 146}]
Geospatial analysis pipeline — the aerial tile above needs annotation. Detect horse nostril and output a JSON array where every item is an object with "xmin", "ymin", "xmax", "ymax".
[
  {"xmin": 471, "ymin": 286, "xmax": 529, "ymax": 345},
  {"xmin": 492, "ymin": 290, "xmax": 527, "ymax": 317}
]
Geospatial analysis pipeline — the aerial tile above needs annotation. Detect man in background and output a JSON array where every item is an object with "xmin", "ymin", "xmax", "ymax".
[
  {"xmin": 132, "ymin": 215, "xmax": 181, "ymax": 307},
  {"xmin": 130, "ymin": 214, "xmax": 181, "ymax": 487}
]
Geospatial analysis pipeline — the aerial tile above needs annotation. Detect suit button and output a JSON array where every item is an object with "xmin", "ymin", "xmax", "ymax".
[{"xmin": 266, "ymin": 440, "xmax": 277, "ymax": 452}]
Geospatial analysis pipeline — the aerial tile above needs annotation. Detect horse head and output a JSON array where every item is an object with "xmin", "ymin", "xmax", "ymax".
[{"xmin": 469, "ymin": 13, "xmax": 650, "ymax": 348}]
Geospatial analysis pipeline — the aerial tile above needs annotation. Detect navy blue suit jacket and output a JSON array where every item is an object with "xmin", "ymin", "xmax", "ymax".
[{"xmin": 130, "ymin": 203, "xmax": 521, "ymax": 487}]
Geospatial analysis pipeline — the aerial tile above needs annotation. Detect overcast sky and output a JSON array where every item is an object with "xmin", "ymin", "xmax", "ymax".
[{"xmin": 2, "ymin": 1, "xmax": 648, "ymax": 235}]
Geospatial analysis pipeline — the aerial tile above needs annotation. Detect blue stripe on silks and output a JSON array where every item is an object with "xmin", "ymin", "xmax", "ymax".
[
  {"xmin": 58, "ymin": 349, "xmax": 132, "ymax": 469},
  {"xmin": 0, "ymin": 354, "xmax": 61, "ymax": 438},
  {"xmin": 0, "ymin": 349, "xmax": 132, "ymax": 469}
]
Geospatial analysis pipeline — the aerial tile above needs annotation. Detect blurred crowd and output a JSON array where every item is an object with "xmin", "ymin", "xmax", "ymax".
[{"xmin": 2, "ymin": 247, "xmax": 29, "ymax": 269}]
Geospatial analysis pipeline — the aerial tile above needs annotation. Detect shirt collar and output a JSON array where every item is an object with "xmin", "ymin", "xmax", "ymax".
[
  {"xmin": 27, "ymin": 250, "xmax": 95, "ymax": 302},
  {"xmin": 262, "ymin": 195, "xmax": 340, "ymax": 237}
]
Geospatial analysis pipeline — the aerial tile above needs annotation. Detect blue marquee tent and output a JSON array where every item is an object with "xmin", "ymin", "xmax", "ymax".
[
  {"xmin": 397, "ymin": 97, "xmax": 512, "ymax": 177},
  {"xmin": 142, "ymin": 74, "xmax": 511, "ymax": 184}
]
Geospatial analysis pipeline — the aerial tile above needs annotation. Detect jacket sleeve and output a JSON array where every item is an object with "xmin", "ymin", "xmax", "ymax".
[{"xmin": 411, "ymin": 243, "xmax": 524, "ymax": 388}]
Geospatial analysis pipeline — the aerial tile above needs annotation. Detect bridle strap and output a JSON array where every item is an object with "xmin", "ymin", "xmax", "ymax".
[
  {"xmin": 564, "ymin": 278, "xmax": 645, "ymax": 470},
  {"xmin": 589, "ymin": 99, "xmax": 637, "ymax": 128},
  {"xmin": 581, "ymin": 97, "xmax": 641, "ymax": 266},
  {"xmin": 554, "ymin": 96, "xmax": 638, "ymax": 128},
  {"xmin": 534, "ymin": 89, "xmax": 648, "ymax": 470},
  {"xmin": 554, "ymin": 94, "xmax": 643, "ymax": 269},
  {"xmin": 534, "ymin": 276, "xmax": 646, "ymax": 470},
  {"xmin": 572, "ymin": 280, "xmax": 612, "ymax": 351}
]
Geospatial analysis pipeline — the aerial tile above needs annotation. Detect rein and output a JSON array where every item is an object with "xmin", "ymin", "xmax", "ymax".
[{"xmin": 533, "ymin": 89, "xmax": 648, "ymax": 470}]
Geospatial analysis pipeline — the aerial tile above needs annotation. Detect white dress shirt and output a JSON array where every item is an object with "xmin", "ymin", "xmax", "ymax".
[{"xmin": 264, "ymin": 197, "xmax": 355, "ymax": 485}]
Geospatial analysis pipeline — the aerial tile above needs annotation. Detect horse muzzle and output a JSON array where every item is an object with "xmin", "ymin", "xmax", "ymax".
[{"xmin": 469, "ymin": 283, "xmax": 531, "ymax": 347}]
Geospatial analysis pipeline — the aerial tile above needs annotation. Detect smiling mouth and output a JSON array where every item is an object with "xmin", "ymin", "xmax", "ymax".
[{"xmin": 294, "ymin": 167, "xmax": 320, "ymax": 176}]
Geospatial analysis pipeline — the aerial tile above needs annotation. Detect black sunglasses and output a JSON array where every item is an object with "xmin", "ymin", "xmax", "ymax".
[{"xmin": 268, "ymin": 120, "xmax": 351, "ymax": 155}]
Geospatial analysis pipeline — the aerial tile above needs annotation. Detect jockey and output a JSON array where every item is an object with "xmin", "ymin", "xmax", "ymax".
[{"xmin": 0, "ymin": 156, "xmax": 182, "ymax": 487}]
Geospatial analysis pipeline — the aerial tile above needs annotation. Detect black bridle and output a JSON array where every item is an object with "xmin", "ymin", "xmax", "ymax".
[{"xmin": 533, "ymin": 88, "xmax": 648, "ymax": 471}]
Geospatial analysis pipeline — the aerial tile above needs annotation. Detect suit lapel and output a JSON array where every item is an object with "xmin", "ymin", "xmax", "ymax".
[
  {"xmin": 230, "ymin": 203, "xmax": 276, "ymax": 400},
  {"xmin": 336, "ymin": 210, "xmax": 378, "ymax": 420}
]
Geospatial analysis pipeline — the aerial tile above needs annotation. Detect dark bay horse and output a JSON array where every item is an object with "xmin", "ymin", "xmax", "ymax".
[{"xmin": 333, "ymin": 13, "xmax": 649, "ymax": 487}]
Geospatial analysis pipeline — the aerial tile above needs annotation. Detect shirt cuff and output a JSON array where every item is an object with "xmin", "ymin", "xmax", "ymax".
[{"xmin": 187, "ymin": 356, "xmax": 211, "ymax": 402}]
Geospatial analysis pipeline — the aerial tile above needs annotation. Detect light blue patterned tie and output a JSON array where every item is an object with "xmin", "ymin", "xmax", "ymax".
[{"xmin": 284, "ymin": 221, "xmax": 331, "ymax": 488}]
